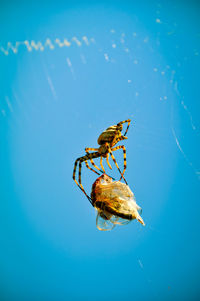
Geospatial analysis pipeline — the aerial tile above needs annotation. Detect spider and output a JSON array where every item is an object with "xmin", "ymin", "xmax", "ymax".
[{"xmin": 73, "ymin": 119, "xmax": 131, "ymax": 201}]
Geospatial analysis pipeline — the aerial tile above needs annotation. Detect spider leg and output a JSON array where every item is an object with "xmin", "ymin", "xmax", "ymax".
[
  {"xmin": 90, "ymin": 159, "xmax": 103, "ymax": 172},
  {"xmin": 73, "ymin": 152, "xmax": 101, "ymax": 202},
  {"xmin": 117, "ymin": 119, "xmax": 131, "ymax": 136},
  {"xmin": 107, "ymin": 147, "xmax": 128, "ymax": 185},
  {"xmin": 84, "ymin": 149, "xmax": 115, "ymax": 180},
  {"xmin": 89, "ymin": 156, "xmax": 115, "ymax": 180},
  {"xmin": 106, "ymin": 153, "xmax": 112, "ymax": 169},
  {"xmin": 111, "ymin": 145, "xmax": 127, "ymax": 181},
  {"xmin": 73, "ymin": 158, "xmax": 90, "ymax": 201},
  {"xmin": 100, "ymin": 156, "xmax": 106, "ymax": 173},
  {"xmin": 85, "ymin": 148, "xmax": 99, "ymax": 152},
  {"xmin": 114, "ymin": 135, "xmax": 128, "ymax": 145},
  {"xmin": 78, "ymin": 161, "xmax": 92, "ymax": 202},
  {"xmin": 85, "ymin": 161, "xmax": 100, "ymax": 176},
  {"xmin": 85, "ymin": 148, "xmax": 104, "ymax": 173}
]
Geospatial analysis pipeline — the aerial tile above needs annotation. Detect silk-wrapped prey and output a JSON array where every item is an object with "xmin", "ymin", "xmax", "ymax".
[{"xmin": 91, "ymin": 174, "xmax": 145, "ymax": 231}]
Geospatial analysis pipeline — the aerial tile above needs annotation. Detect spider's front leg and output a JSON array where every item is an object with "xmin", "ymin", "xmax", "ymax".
[{"xmin": 117, "ymin": 119, "xmax": 131, "ymax": 137}]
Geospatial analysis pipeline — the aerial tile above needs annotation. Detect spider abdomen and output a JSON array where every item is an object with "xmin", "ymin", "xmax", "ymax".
[{"xmin": 97, "ymin": 125, "xmax": 120, "ymax": 145}]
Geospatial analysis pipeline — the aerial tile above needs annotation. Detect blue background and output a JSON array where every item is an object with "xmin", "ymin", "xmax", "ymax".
[{"xmin": 0, "ymin": 1, "xmax": 200, "ymax": 300}]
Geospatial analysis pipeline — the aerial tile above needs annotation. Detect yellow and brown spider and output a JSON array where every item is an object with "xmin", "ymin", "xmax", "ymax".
[{"xmin": 73, "ymin": 119, "xmax": 131, "ymax": 201}]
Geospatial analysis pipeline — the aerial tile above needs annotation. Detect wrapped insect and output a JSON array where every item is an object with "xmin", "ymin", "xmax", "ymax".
[{"xmin": 91, "ymin": 174, "xmax": 145, "ymax": 231}]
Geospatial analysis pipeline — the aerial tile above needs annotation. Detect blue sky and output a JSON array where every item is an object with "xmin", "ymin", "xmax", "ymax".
[{"xmin": 0, "ymin": 1, "xmax": 200, "ymax": 300}]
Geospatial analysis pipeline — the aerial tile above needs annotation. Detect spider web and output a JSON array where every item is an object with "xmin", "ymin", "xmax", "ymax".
[{"xmin": 0, "ymin": 2, "xmax": 200, "ymax": 301}]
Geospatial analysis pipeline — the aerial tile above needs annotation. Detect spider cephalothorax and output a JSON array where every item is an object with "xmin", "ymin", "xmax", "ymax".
[{"xmin": 73, "ymin": 119, "xmax": 131, "ymax": 201}]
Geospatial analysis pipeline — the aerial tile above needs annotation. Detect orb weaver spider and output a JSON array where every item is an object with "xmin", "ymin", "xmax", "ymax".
[{"xmin": 72, "ymin": 119, "xmax": 131, "ymax": 201}]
